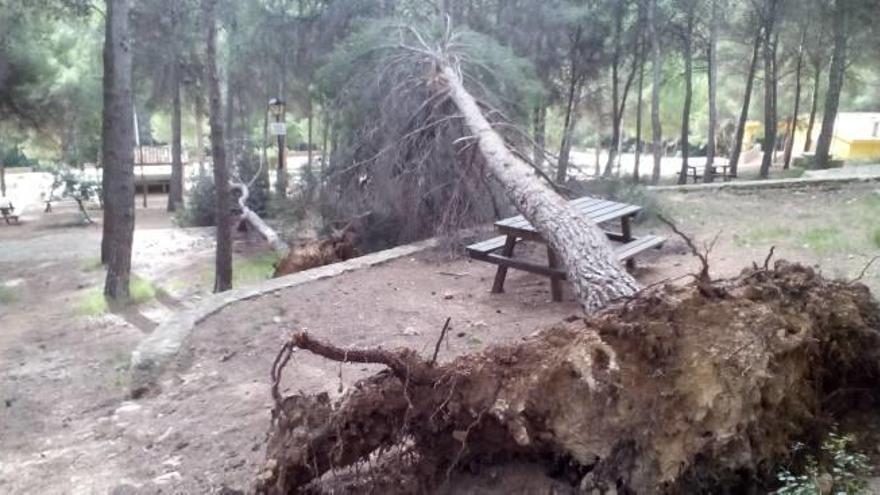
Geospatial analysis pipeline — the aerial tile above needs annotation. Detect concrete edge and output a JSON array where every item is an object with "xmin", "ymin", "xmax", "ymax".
[
  {"xmin": 129, "ymin": 237, "xmax": 440, "ymax": 395},
  {"xmin": 647, "ymin": 174, "xmax": 880, "ymax": 192}
]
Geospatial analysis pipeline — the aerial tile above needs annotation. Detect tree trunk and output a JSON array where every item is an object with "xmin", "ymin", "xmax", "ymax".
[
  {"xmin": 194, "ymin": 89, "xmax": 205, "ymax": 174},
  {"xmin": 0, "ymin": 163, "xmax": 5, "ymax": 197},
  {"xmin": 703, "ymin": 0, "xmax": 719, "ymax": 183},
  {"xmin": 648, "ymin": 0, "xmax": 663, "ymax": 185},
  {"xmin": 677, "ymin": 12, "xmax": 694, "ymax": 185},
  {"xmin": 804, "ymin": 60, "xmax": 822, "ymax": 153},
  {"xmin": 759, "ymin": 3, "xmax": 778, "ymax": 179},
  {"xmin": 307, "ymin": 97, "xmax": 314, "ymax": 176},
  {"xmin": 728, "ymin": 30, "xmax": 761, "ymax": 177},
  {"xmin": 101, "ymin": 0, "xmax": 136, "ymax": 301},
  {"xmin": 604, "ymin": 2, "xmax": 624, "ymax": 177},
  {"xmin": 442, "ymin": 65, "xmax": 639, "ymax": 312},
  {"xmin": 814, "ymin": 0, "xmax": 847, "ymax": 169},
  {"xmin": 557, "ymin": 29, "xmax": 583, "ymax": 184},
  {"xmin": 783, "ymin": 28, "xmax": 806, "ymax": 170},
  {"xmin": 262, "ymin": 99, "xmax": 270, "ymax": 185},
  {"xmin": 206, "ymin": 0, "xmax": 232, "ymax": 293},
  {"xmin": 634, "ymin": 45, "xmax": 645, "ymax": 184},
  {"xmin": 167, "ymin": 16, "xmax": 184, "ymax": 212},
  {"xmin": 532, "ymin": 102, "xmax": 546, "ymax": 168}
]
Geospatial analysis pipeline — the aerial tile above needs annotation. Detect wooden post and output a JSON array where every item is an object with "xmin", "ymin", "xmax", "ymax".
[
  {"xmin": 547, "ymin": 247, "xmax": 563, "ymax": 302},
  {"xmin": 622, "ymin": 214, "xmax": 635, "ymax": 270}
]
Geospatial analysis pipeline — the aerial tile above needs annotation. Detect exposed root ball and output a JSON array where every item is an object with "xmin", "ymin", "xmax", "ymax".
[
  {"xmin": 272, "ymin": 231, "xmax": 358, "ymax": 278},
  {"xmin": 257, "ymin": 262, "xmax": 880, "ymax": 494}
]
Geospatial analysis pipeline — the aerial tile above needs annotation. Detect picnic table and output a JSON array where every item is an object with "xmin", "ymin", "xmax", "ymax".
[
  {"xmin": 466, "ymin": 196, "xmax": 665, "ymax": 302},
  {"xmin": 687, "ymin": 164, "xmax": 732, "ymax": 183}
]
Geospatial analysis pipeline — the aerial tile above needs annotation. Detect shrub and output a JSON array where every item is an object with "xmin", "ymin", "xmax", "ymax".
[
  {"xmin": 565, "ymin": 177, "xmax": 662, "ymax": 224},
  {"xmin": 176, "ymin": 171, "xmax": 215, "ymax": 227},
  {"xmin": 775, "ymin": 429, "xmax": 870, "ymax": 494}
]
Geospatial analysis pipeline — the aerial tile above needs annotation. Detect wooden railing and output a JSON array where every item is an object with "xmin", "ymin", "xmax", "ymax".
[{"xmin": 134, "ymin": 146, "xmax": 189, "ymax": 165}]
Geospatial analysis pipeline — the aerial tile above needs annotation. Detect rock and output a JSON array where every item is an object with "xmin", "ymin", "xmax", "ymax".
[
  {"xmin": 152, "ymin": 471, "xmax": 182, "ymax": 485},
  {"xmin": 114, "ymin": 402, "xmax": 143, "ymax": 416},
  {"xmin": 162, "ymin": 455, "xmax": 182, "ymax": 467},
  {"xmin": 402, "ymin": 327, "xmax": 420, "ymax": 336},
  {"xmin": 442, "ymin": 292, "xmax": 454, "ymax": 300},
  {"xmin": 272, "ymin": 316, "xmax": 282, "ymax": 324},
  {"xmin": 110, "ymin": 483, "xmax": 143, "ymax": 495}
]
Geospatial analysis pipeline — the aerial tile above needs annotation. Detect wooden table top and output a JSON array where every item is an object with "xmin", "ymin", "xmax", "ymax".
[{"xmin": 494, "ymin": 196, "xmax": 641, "ymax": 236}]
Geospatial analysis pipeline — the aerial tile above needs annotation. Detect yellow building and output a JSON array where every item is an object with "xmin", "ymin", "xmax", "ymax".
[{"xmin": 793, "ymin": 112, "xmax": 880, "ymax": 160}]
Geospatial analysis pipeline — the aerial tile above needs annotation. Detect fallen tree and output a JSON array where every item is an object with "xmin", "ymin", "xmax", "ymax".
[{"xmin": 258, "ymin": 262, "xmax": 880, "ymax": 493}]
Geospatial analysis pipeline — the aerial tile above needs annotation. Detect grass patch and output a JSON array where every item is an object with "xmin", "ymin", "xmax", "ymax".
[
  {"xmin": 233, "ymin": 252, "xmax": 279, "ymax": 286},
  {"xmin": 0, "ymin": 286, "xmax": 18, "ymax": 304},
  {"xmin": 74, "ymin": 276, "xmax": 156, "ymax": 316},
  {"xmin": 872, "ymin": 229, "xmax": 880, "ymax": 249},
  {"xmin": 80, "ymin": 257, "xmax": 103, "ymax": 272},
  {"xmin": 777, "ymin": 168, "xmax": 805, "ymax": 179},
  {"xmin": 798, "ymin": 227, "xmax": 849, "ymax": 253},
  {"xmin": 734, "ymin": 226, "xmax": 794, "ymax": 247}
]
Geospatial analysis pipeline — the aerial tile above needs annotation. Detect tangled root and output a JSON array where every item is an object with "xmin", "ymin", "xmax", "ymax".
[{"xmin": 257, "ymin": 262, "xmax": 880, "ymax": 494}]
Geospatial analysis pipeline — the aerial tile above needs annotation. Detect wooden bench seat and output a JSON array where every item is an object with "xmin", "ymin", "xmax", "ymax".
[
  {"xmin": 0, "ymin": 205, "xmax": 19, "ymax": 225},
  {"xmin": 467, "ymin": 234, "xmax": 665, "ymax": 278}
]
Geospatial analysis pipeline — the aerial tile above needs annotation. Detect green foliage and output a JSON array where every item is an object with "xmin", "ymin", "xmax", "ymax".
[
  {"xmin": 776, "ymin": 430, "xmax": 871, "ymax": 494},
  {"xmin": 0, "ymin": 286, "xmax": 18, "ymax": 305},
  {"xmin": 799, "ymin": 227, "xmax": 849, "ymax": 253},
  {"xmin": 75, "ymin": 276, "xmax": 157, "ymax": 316},
  {"xmin": 871, "ymin": 229, "xmax": 880, "ymax": 249},
  {"xmin": 175, "ymin": 171, "xmax": 215, "ymax": 227},
  {"xmin": 233, "ymin": 252, "xmax": 279, "ymax": 286}
]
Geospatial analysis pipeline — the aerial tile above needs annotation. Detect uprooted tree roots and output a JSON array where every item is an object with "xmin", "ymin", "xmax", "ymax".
[{"xmin": 256, "ymin": 262, "xmax": 880, "ymax": 494}]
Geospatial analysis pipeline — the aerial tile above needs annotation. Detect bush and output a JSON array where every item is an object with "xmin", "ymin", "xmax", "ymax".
[
  {"xmin": 775, "ymin": 429, "xmax": 871, "ymax": 494},
  {"xmin": 176, "ymin": 171, "xmax": 215, "ymax": 227}
]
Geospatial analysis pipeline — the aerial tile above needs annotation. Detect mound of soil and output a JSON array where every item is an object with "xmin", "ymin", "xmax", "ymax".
[{"xmin": 257, "ymin": 261, "xmax": 880, "ymax": 494}]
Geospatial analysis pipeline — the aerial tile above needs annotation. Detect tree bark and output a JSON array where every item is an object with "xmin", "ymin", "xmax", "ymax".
[
  {"xmin": 206, "ymin": 0, "xmax": 232, "ymax": 293},
  {"xmin": 677, "ymin": 11, "xmax": 694, "ymax": 185},
  {"xmin": 703, "ymin": 0, "xmax": 719, "ymax": 183},
  {"xmin": 804, "ymin": 59, "xmax": 822, "ymax": 153},
  {"xmin": 604, "ymin": 2, "xmax": 624, "ymax": 177},
  {"xmin": 0, "ymin": 163, "xmax": 5, "ymax": 197},
  {"xmin": 783, "ymin": 28, "xmax": 806, "ymax": 170},
  {"xmin": 728, "ymin": 29, "xmax": 761, "ymax": 177},
  {"xmin": 167, "ymin": 10, "xmax": 184, "ymax": 212},
  {"xmin": 814, "ymin": 0, "xmax": 847, "ymax": 169},
  {"xmin": 634, "ymin": 43, "xmax": 645, "ymax": 184},
  {"xmin": 759, "ymin": 1, "xmax": 778, "ymax": 179},
  {"xmin": 441, "ymin": 65, "xmax": 639, "ymax": 312},
  {"xmin": 557, "ymin": 27, "xmax": 583, "ymax": 184},
  {"xmin": 648, "ymin": 0, "xmax": 663, "ymax": 185},
  {"xmin": 101, "ymin": 0, "xmax": 136, "ymax": 302},
  {"xmin": 194, "ymin": 88, "xmax": 205, "ymax": 174}
]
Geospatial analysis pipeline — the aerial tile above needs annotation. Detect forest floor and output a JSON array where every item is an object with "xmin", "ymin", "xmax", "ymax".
[{"xmin": 1, "ymin": 183, "xmax": 879, "ymax": 493}]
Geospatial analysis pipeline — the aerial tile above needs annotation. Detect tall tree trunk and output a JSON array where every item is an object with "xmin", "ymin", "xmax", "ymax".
[
  {"xmin": 441, "ymin": 65, "xmax": 639, "ymax": 312},
  {"xmin": 167, "ymin": 14, "xmax": 184, "ymax": 212},
  {"xmin": 533, "ymin": 102, "xmax": 546, "ymax": 168},
  {"xmin": 557, "ymin": 27, "xmax": 583, "ymax": 184},
  {"xmin": 814, "ymin": 0, "xmax": 847, "ymax": 169},
  {"xmin": 648, "ymin": 0, "xmax": 663, "ymax": 184},
  {"xmin": 703, "ymin": 0, "xmax": 719, "ymax": 183},
  {"xmin": 206, "ymin": 0, "xmax": 232, "ymax": 293},
  {"xmin": 307, "ymin": 97, "xmax": 314, "ymax": 177},
  {"xmin": 759, "ymin": 2, "xmax": 778, "ymax": 179},
  {"xmin": 783, "ymin": 28, "xmax": 806, "ymax": 170},
  {"xmin": 262, "ymin": 98, "xmax": 270, "ymax": 184},
  {"xmin": 804, "ymin": 59, "xmax": 822, "ymax": 153},
  {"xmin": 0, "ymin": 163, "xmax": 6, "ymax": 197},
  {"xmin": 604, "ymin": 2, "xmax": 624, "ymax": 177},
  {"xmin": 634, "ymin": 45, "xmax": 645, "ymax": 184},
  {"xmin": 677, "ymin": 12, "xmax": 694, "ymax": 185},
  {"xmin": 729, "ymin": 30, "xmax": 761, "ymax": 177},
  {"xmin": 101, "ymin": 0, "xmax": 136, "ymax": 301},
  {"xmin": 194, "ymin": 89, "xmax": 205, "ymax": 174}
]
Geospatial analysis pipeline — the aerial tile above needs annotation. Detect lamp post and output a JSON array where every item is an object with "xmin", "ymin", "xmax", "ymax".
[{"xmin": 268, "ymin": 98, "xmax": 287, "ymax": 197}]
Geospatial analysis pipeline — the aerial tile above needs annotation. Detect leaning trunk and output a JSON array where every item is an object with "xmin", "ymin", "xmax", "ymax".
[
  {"xmin": 814, "ymin": 0, "xmax": 847, "ymax": 169},
  {"xmin": 442, "ymin": 65, "xmax": 639, "ymax": 312},
  {"xmin": 729, "ymin": 30, "xmax": 761, "ymax": 177},
  {"xmin": 633, "ymin": 48, "xmax": 645, "ymax": 183},
  {"xmin": 648, "ymin": 0, "xmax": 663, "ymax": 184},
  {"xmin": 101, "ymin": 0, "xmax": 136, "ymax": 301},
  {"xmin": 206, "ymin": 0, "xmax": 232, "ymax": 293}
]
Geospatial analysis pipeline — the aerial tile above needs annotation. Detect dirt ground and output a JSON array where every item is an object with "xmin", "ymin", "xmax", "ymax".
[{"xmin": 1, "ymin": 183, "xmax": 879, "ymax": 494}]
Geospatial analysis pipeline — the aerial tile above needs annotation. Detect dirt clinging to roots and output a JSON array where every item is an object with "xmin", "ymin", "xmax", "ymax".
[{"xmin": 256, "ymin": 261, "xmax": 880, "ymax": 494}]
